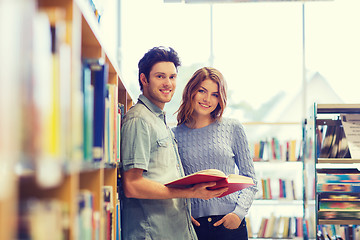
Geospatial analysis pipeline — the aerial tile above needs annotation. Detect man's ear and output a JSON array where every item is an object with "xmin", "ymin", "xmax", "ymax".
[{"xmin": 140, "ymin": 73, "xmax": 148, "ymax": 86}]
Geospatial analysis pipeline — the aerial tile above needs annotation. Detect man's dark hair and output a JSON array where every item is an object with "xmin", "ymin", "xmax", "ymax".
[{"xmin": 138, "ymin": 46, "xmax": 181, "ymax": 91}]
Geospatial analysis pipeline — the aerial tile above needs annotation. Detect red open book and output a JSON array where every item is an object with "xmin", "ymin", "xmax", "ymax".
[{"xmin": 165, "ymin": 169, "xmax": 255, "ymax": 198}]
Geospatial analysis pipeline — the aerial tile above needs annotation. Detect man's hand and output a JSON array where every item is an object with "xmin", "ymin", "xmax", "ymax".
[
  {"xmin": 122, "ymin": 168, "xmax": 228, "ymax": 200},
  {"xmin": 213, "ymin": 213, "xmax": 241, "ymax": 229},
  {"xmin": 188, "ymin": 182, "xmax": 228, "ymax": 200}
]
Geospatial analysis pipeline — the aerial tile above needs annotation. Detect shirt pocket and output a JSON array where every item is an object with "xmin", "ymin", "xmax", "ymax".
[
  {"xmin": 152, "ymin": 136, "xmax": 175, "ymax": 168},
  {"xmin": 157, "ymin": 137, "xmax": 171, "ymax": 148}
]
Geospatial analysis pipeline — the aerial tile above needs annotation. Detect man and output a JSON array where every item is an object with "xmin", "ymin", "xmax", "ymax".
[{"xmin": 120, "ymin": 46, "xmax": 227, "ymax": 239}]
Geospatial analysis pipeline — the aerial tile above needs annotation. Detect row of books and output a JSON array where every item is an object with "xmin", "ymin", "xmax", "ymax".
[
  {"xmin": 318, "ymin": 172, "xmax": 360, "ymax": 184},
  {"xmin": 103, "ymin": 186, "xmax": 122, "ymax": 240},
  {"xmin": 318, "ymin": 178, "xmax": 360, "ymax": 193},
  {"xmin": 319, "ymin": 196, "xmax": 360, "ymax": 219},
  {"xmin": 6, "ymin": 6, "xmax": 78, "ymax": 188},
  {"xmin": 0, "ymin": 0, "xmax": 31, "ymax": 200},
  {"xmin": 6, "ymin": 3, "xmax": 123, "ymax": 187},
  {"xmin": 77, "ymin": 185, "xmax": 121, "ymax": 240},
  {"xmin": 17, "ymin": 198, "xmax": 69, "ymax": 239},
  {"xmin": 79, "ymin": 187, "xmax": 121, "ymax": 240},
  {"xmin": 320, "ymin": 200, "xmax": 360, "ymax": 210},
  {"xmin": 317, "ymin": 224, "xmax": 360, "ymax": 240},
  {"xmin": 17, "ymin": 186, "xmax": 121, "ymax": 240},
  {"xmin": 256, "ymin": 178, "xmax": 298, "ymax": 200},
  {"xmin": 252, "ymin": 138, "xmax": 300, "ymax": 162},
  {"xmin": 250, "ymin": 214, "xmax": 310, "ymax": 239},
  {"xmin": 320, "ymin": 192, "xmax": 360, "ymax": 202},
  {"xmin": 4, "ymin": 5, "xmax": 55, "ymax": 185},
  {"xmin": 78, "ymin": 190, "xmax": 98, "ymax": 239},
  {"xmin": 317, "ymin": 124, "xmax": 351, "ymax": 158},
  {"xmin": 317, "ymin": 173, "xmax": 360, "ymax": 222},
  {"xmin": 82, "ymin": 59, "xmax": 124, "ymax": 164},
  {"xmin": 318, "ymin": 192, "xmax": 360, "ymax": 221},
  {"xmin": 319, "ymin": 210, "xmax": 360, "ymax": 220},
  {"xmin": 318, "ymin": 187, "xmax": 360, "ymax": 196}
]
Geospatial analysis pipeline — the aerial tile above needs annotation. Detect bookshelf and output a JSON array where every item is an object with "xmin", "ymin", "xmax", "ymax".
[
  {"xmin": 313, "ymin": 103, "xmax": 360, "ymax": 239},
  {"xmin": 303, "ymin": 118, "xmax": 317, "ymax": 240},
  {"xmin": 244, "ymin": 122, "xmax": 312, "ymax": 238},
  {"xmin": 0, "ymin": 0, "xmax": 133, "ymax": 239}
]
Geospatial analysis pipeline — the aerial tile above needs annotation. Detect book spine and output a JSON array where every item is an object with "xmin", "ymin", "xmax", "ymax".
[
  {"xmin": 318, "ymin": 183, "xmax": 360, "ymax": 193},
  {"xmin": 318, "ymin": 173, "xmax": 360, "ymax": 183},
  {"xmin": 91, "ymin": 62, "xmax": 108, "ymax": 162},
  {"xmin": 82, "ymin": 64, "xmax": 94, "ymax": 162}
]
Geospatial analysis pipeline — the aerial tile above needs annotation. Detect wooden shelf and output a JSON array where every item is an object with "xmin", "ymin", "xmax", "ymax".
[
  {"xmin": 317, "ymin": 104, "xmax": 360, "ymax": 114},
  {"xmin": 243, "ymin": 121, "xmax": 301, "ymax": 126},
  {"xmin": 253, "ymin": 199, "xmax": 304, "ymax": 205},
  {"xmin": 319, "ymin": 219, "xmax": 360, "ymax": 225},
  {"xmin": 316, "ymin": 161, "xmax": 360, "ymax": 167},
  {"xmin": 75, "ymin": 0, "xmax": 134, "ymax": 109},
  {"xmin": 317, "ymin": 158, "xmax": 360, "ymax": 165},
  {"xmin": 0, "ymin": 177, "xmax": 17, "ymax": 240}
]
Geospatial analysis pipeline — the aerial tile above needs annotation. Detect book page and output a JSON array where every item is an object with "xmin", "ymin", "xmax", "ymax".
[
  {"xmin": 341, "ymin": 114, "xmax": 360, "ymax": 158},
  {"xmin": 165, "ymin": 169, "xmax": 226, "ymax": 187},
  {"xmin": 227, "ymin": 174, "xmax": 254, "ymax": 184},
  {"xmin": 192, "ymin": 169, "xmax": 226, "ymax": 178}
]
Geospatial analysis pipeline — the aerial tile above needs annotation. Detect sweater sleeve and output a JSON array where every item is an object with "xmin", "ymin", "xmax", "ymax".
[{"xmin": 231, "ymin": 121, "xmax": 258, "ymax": 221}]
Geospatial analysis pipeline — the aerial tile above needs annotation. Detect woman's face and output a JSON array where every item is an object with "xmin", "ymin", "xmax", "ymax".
[{"xmin": 192, "ymin": 79, "xmax": 219, "ymax": 118}]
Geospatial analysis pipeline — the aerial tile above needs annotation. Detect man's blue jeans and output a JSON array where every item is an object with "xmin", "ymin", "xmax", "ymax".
[{"xmin": 193, "ymin": 215, "xmax": 248, "ymax": 240}]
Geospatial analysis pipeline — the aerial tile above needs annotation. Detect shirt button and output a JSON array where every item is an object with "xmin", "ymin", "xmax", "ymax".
[{"xmin": 208, "ymin": 217, "xmax": 212, "ymax": 222}]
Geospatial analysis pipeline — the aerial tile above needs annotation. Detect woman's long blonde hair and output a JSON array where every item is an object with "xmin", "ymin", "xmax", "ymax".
[{"xmin": 176, "ymin": 67, "xmax": 227, "ymax": 126}]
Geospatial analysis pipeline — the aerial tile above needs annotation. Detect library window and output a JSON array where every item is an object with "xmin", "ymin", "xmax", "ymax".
[{"xmin": 119, "ymin": 0, "xmax": 360, "ymax": 125}]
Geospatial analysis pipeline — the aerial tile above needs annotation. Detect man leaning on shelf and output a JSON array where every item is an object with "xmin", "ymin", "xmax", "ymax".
[{"xmin": 120, "ymin": 46, "xmax": 227, "ymax": 240}]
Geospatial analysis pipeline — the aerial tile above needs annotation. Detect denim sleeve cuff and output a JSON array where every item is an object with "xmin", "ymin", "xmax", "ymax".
[
  {"xmin": 232, "ymin": 206, "xmax": 246, "ymax": 222},
  {"xmin": 122, "ymin": 162, "xmax": 148, "ymax": 172}
]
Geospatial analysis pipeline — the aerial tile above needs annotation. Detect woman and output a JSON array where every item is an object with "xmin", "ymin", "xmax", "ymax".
[{"xmin": 173, "ymin": 67, "xmax": 258, "ymax": 240}]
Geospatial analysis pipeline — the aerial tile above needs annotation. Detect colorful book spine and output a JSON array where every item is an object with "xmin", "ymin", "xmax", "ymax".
[
  {"xmin": 318, "ymin": 183, "xmax": 360, "ymax": 193},
  {"xmin": 318, "ymin": 173, "xmax": 360, "ymax": 184},
  {"xmin": 320, "ymin": 201, "xmax": 360, "ymax": 210},
  {"xmin": 83, "ymin": 59, "xmax": 109, "ymax": 162},
  {"xmin": 82, "ymin": 63, "xmax": 94, "ymax": 162},
  {"xmin": 78, "ymin": 190, "xmax": 94, "ymax": 240},
  {"xmin": 92, "ymin": 62, "xmax": 108, "ymax": 162}
]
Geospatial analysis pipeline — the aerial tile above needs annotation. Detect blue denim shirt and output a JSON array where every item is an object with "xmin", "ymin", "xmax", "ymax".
[{"xmin": 121, "ymin": 94, "xmax": 197, "ymax": 240}]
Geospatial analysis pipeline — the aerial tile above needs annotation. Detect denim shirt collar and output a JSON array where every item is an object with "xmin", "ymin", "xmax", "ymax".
[{"xmin": 138, "ymin": 94, "xmax": 166, "ymax": 122}]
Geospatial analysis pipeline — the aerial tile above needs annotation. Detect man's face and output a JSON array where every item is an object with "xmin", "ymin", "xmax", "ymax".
[{"xmin": 141, "ymin": 61, "xmax": 177, "ymax": 109}]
